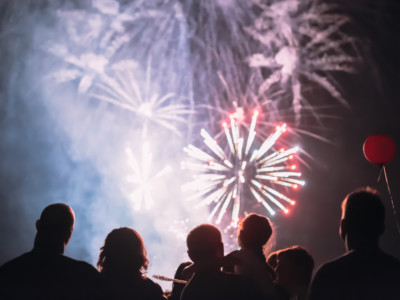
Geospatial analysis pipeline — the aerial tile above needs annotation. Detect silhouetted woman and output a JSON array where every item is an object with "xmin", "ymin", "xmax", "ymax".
[{"xmin": 98, "ymin": 227, "xmax": 166, "ymax": 300}]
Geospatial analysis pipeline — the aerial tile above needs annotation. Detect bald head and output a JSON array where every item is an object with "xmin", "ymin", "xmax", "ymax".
[{"xmin": 36, "ymin": 203, "xmax": 75, "ymax": 246}]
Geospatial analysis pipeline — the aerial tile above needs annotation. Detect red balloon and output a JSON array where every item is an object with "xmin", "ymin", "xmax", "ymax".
[{"xmin": 363, "ymin": 135, "xmax": 395, "ymax": 164}]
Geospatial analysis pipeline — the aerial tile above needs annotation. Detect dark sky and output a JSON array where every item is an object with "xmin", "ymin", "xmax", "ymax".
[
  {"xmin": 283, "ymin": 0, "xmax": 400, "ymax": 266},
  {"xmin": 0, "ymin": 0, "xmax": 400, "ymax": 274}
]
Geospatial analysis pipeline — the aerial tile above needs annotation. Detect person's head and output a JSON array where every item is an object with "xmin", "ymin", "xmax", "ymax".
[
  {"xmin": 35, "ymin": 203, "xmax": 75, "ymax": 251},
  {"xmin": 275, "ymin": 246, "xmax": 314, "ymax": 294},
  {"xmin": 238, "ymin": 213, "xmax": 272, "ymax": 251},
  {"xmin": 267, "ymin": 251, "xmax": 279, "ymax": 269},
  {"xmin": 97, "ymin": 227, "xmax": 149, "ymax": 278},
  {"xmin": 340, "ymin": 187, "xmax": 385, "ymax": 250},
  {"xmin": 186, "ymin": 224, "xmax": 223, "ymax": 264}
]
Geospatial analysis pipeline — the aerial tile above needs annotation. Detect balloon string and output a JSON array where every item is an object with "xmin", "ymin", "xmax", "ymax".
[
  {"xmin": 382, "ymin": 165, "xmax": 400, "ymax": 236},
  {"xmin": 377, "ymin": 165, "xmax": 384, "ymax": 182}
]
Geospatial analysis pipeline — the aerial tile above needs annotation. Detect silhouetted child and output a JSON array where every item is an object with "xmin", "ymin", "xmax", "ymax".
[
  {"xmin": 97, "ymin": 227, "xmax": 166, "ymax": 300},
  {"xmin": 224, "ymin": 213, "xmax": 277, "ymax": 298},
  {"xmin": 0, "ymin": 203, "xmax": 104, "ymax": 299}
]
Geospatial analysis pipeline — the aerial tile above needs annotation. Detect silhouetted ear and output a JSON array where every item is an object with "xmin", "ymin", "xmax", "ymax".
[
  {"xmin": 340, "ymin": 219, "xmax": 347, "ymax": 240},
  {"xmin": 217, "ymin": 242, "xmax": 224, "ymax": 258},
  {"xmin": 187, "ymin": 250, "xmax": 194, "ymax": 263},
  {"xmin": 64, "ymin": 230, "xmax": 73, "ymax": 246},
  {"xmin": 35, "ymin": 220, "xmax": 40, "ymax": 231}
]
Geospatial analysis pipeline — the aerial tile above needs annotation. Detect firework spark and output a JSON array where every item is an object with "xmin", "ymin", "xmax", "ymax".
[
  {"xmin": 90, "ymin": 59, "xmax": 193, "ymax": 135},
  {"xmin": 182, "ymin": 110, "xmax": 304, "ymax": 227},
  {"xmin": 247, "ymin": 0, "xmax": 360, "ymax": 119},
  {"xmin": 126, "ymin": 143, "xmax": 172, "ymax": 211}
]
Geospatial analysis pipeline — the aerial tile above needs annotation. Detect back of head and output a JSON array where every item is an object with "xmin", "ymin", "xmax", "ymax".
[
  {"xmin": 98, "ymin": 227, "xmax": 148, "ymax": 278},
  {"xmin": 277, "ymin": 246, "xmax": 314, "ymax": 286},
  {"xmin": 238, "ymin": 213, "xmax": 272, "ymax": 250},
  {"xmin": 187, "ymin": 224, "xmax": 223, "ymax": 263},
  {"xmin": 341, "ymin": 187, "xmax": 385, "ymax": 243},
  {"xmin": 36, "ymin": 203, "xmax": 75, "ymax": 248}
]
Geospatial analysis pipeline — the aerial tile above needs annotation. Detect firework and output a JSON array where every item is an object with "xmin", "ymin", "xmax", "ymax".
[
  {"xmin": 45, "ymin": 1, "xmax": 186, "ymax": 94},
  {"xmin": 182, "ymin": 110, "xmax": 304, "ymax": 227},
  {"xmin": 45, "ymin": 4, "xmax": 136, "ymax": 93},
  {"xmin": 90, "ymin": 59, "xmax": 193, "ymax": 135},
  {"xmin": 126, "ymin": 143, "xmax": 172, "ymax": 211},
  {"xmin": 247, "ymin": 0, "xmax": 360, "ymax": 119}
]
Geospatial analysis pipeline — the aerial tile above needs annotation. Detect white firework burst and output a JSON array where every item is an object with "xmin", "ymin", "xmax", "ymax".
[
  {"xmin": 45, "ymin": 3, "xmax": 136, "ymax": 93},
  {"xmin": 182, "ymin": 110, "xmax": 304, "ymax": 227},
  {"xmin": 247, "ymin": 0, "xmax": 360, "ymax": 118},
  {"xmin": 90, "ymin": 59, "xmax": 193, "ymax": 135},
  {"xmin": 126, "ymin": 143, "xmax": 172, "ymax": 211}
]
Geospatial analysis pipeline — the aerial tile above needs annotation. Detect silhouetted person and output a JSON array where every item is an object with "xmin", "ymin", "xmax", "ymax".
[
  {"xmin": 224, "ymin": 213, "xmax": 276, "ymax": 298},
  {"xmin": 97, "ymin": 227, "xmax": 166, "ymax": 300},
  {"xmin": 180, "ymin": 224, "xmax": 265, "ymax": 300},
  {"xmin": 275, "ymin": 246, "xmax": 314, "ymax": 300},
  {"xmin": 167, "ymin": 261, "xmax": 191, "ymax": 300},
  {"xmin": 267, "ymin": 251, "xmax": 279, "ymax": 271},
  {"xmin": 0, "ymin": 203, "xmax": 103, "ymax": 299},
  {"xmin": 309, "ymin": 187, "xmax": 400, "ymax": 300}
]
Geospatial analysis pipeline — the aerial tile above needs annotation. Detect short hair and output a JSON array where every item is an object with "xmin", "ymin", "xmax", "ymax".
[
  {"xmin": 238, "ymin": 213, "xmax": 272, "ymax": 249},
  {"xmin": 277, "ymin": 246, "xmax": 314, "ymax": 285},
  {"xmin": 38, "ymin": 203, "xmax": 75, "ymax": 242},
  {"xmin": 187, "ymin": 224, "xmax": 222, "ymax": 262},
  {"xmin": 97, "ymin": 227, "xmax": 149, "ymax": 277},
  {"xmin": 342, "ymin": 187, "xmax": 385, "ymax": 239}
]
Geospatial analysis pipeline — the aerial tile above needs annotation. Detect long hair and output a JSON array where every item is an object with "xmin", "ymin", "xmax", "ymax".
[{"xmin": 97, "ymin": 227, "xmax": 149, "ymax": 278}]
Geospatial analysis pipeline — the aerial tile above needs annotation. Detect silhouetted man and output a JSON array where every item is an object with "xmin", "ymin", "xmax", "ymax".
[
  {"xmin": 309, "ymin": 188, "xmax": 400, "ymax": 300},
  {"xmin": 0, "ymin": 203, "xmax": 104, "ymax": 299},
  {"xmin": 180, "ymin": 224, "xmax": 265, "ymax": 300}
]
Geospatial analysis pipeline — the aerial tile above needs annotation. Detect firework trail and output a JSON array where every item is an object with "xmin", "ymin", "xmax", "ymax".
[
  {"xmin": 246, "ymin": 0, "xmax": 360, "ymax": 120},
  {"xmin": 181, "ymin": 0, "xmax": 261, "ymax": 114},
  {"xmin": 126, "ymin": 143, "xmax": 172, "ymax": 211},
  {"xmin": 182, "ymin": 110, "xmax": 304, "ymax": 227}
]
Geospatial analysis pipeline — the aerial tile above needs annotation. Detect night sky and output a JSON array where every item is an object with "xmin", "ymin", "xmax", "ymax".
[{"xmin": 1, "ymin": 0, "xmax": 400, "ymax": 281}]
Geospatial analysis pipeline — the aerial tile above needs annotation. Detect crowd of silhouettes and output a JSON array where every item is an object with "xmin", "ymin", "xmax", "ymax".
[{"xmin": 1, "ymin": 187, "xmax": 400, "ymax": 299}]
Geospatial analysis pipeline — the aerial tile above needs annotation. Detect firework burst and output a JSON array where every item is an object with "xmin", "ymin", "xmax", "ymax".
[
  {"xmin": 45, "ymin": 3, "xmax": 137, "ymax": 93},
  {"xmin": 126, "ymin": 143, "xmax": 172, "ymax": 211},
  {"xmin": 90, "ymin": 59, "xmax": 193, "ymax": 135},
  {"xmin": 182, "ymin": 110, "xmax": 304, "ymax": 227},
  {"xmin": 247, "ymin": 0, "xmax": 360, "ymax": 119}
]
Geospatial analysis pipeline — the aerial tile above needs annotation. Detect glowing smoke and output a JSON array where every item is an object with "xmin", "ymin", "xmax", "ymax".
[{"xmin": 0, "ymin": 0, "xmax": 361, "ymax": 291}]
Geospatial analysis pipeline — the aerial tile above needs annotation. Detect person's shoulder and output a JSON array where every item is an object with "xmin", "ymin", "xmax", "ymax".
[
  {"xmin": 376, "ymin": 251, "xmax": 400, "ymax": 276},
  {"xmin": 142, "ymin": 276, "xmax": 163, "ymax": 295},
  {"xmin": 315, "ymin": 252, "xmax": 352, "ymax": 275},
  {"xmin": 378, "ymin": 251, "xmax": 400, "ymax": 265},
  {"xmin": 59, "ymin": 255, "xmax": 100, "ymax": 276},
  {"xmin": 141, "ymin": 276, "xmax": 162, "ymax": 288},
  {"xmin": 226, "ymin": 249, "xmax": 241, "ymax": 257},
  {"xmin": 0, "ymin": 252, "xmax": 32, "ymax": 274}
]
